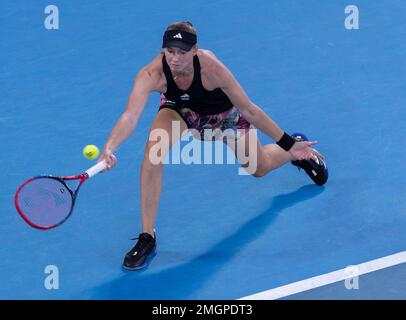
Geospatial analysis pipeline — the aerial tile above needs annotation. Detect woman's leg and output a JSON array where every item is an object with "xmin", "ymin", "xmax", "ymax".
[
  {"xmin": 140, "ymin": 108, "xmax": 188, "ymax": 236},
  {"xmin": 224, "ymin": 129, "xmax": 294, "ymax": 177}
]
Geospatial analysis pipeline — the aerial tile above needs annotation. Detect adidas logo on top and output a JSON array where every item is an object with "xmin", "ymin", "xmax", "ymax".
[
  {"xmin": 180, "ymin": 94, "xmax": 190, "ymax": 101},
  {"xmin": 173, "ymin": 33, "xmax": 183, "ymax": 39}
]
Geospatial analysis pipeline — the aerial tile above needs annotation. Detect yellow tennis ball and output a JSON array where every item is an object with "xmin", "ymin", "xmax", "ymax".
[{"xmin": 83, "ymin": 145, "xmax": 100, "ymax": 160}]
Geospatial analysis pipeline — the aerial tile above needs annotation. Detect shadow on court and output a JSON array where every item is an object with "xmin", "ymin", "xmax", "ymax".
[{"xmin": 88, "ymin": 184, "xmax": 325, "ymax": 299}]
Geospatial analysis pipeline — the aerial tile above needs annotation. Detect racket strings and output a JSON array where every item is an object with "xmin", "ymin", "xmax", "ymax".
[{"xmin": 16, "ymin": 177, "xmax": 74, "ymax": 228}]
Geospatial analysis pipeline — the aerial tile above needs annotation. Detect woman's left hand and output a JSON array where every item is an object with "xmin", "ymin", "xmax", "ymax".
[{"xmin": 288, "ymin": 140, "xmax": 324, "ymax": 161}]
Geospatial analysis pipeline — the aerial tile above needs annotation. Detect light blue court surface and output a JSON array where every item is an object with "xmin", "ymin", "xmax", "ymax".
[
  {"xmin": 1, "ymin": 0, "xmax": 405, "ymax": 299},
  {"xmin": 281, "ymin": 262, "xmax": 406, "ymax": 300}
]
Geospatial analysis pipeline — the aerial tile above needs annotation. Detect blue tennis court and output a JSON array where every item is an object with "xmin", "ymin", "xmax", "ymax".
[{"xmin": 1, "ymin": 0, "xmax": 405, "ymax": 299}]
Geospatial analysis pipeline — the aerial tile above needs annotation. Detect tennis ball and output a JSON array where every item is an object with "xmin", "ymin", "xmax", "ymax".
[{"xmin": 83, "ymin": 144, "xmax": 100, "ymax": 160}]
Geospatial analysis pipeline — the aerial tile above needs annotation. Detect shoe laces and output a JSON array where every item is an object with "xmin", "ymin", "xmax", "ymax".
[{"xmin": 128, "ymin": 234, "xmax": 153, "ymax": 254}]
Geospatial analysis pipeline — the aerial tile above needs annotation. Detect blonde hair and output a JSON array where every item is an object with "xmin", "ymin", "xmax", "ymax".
[{"xmin": 166, "ymin": 21, "xmax": 197, "ymax": 35}]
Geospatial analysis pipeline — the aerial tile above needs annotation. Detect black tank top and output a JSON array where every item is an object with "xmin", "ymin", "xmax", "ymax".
[{"xmin": 162, "ymin": 54, "xmax": 233, "ymax": 115}]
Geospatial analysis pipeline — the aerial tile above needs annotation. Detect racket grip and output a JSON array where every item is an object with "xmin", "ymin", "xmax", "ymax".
[{"xmin": 85, "ymin": 160, "xmax": 107, "ymax": 178}]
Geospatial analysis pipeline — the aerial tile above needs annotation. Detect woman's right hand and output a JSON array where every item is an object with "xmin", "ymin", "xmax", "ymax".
[{"xmin": 98, "ymin": 149, "xmax": 117, "ymax": 173}]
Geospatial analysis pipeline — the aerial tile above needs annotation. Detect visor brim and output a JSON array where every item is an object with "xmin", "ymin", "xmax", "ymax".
[{"xmin": 163, "ymin": 40, "xmax": 194, "ymax": 51}]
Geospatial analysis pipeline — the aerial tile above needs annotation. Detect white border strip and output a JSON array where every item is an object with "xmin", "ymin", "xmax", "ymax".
[{"xmin": 239, "ymin": 251, "xmax": 406, "ymax": 300}]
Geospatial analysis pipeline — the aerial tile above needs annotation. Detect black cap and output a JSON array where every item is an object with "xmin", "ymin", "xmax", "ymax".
[{"xmin": 162, "ymin": 30, "xmax": 197, "ymax": 51}]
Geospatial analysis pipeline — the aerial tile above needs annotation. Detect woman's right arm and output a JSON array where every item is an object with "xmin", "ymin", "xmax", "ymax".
[{"xmin": 99, "ymin": 67, "xmax": 160, "ymax": 171}]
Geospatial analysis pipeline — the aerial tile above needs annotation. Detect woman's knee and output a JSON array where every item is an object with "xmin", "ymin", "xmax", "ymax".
[
  {"xmin": 240, "ymin": 162, "xmax": 270, "ymax": 177},
  {"xmin": 252, "ymin": 166, "xmax": 269, "ymax": 177},
  {"xmin": 251, "ymin": 151, "xmax": 275, "ymax": 177}
]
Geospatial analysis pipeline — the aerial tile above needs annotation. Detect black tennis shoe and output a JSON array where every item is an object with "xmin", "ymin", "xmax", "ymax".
[
  {"xmin": 291, "ymin": 132, "xmax": 328, "ymax": 186},
  {"xmin": 123, "ymin": 232, "xmax": 157, "ymax": 270}
]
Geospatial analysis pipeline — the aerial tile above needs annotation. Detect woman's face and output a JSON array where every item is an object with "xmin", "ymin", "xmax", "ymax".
[{"xmin": 164, "ymin": 46, "xmax": 196, "ymax": 74}]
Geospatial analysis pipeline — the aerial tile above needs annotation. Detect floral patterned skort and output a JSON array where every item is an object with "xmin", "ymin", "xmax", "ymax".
[{"xmin": 159, "ymin": 95, "xmax": 252, "ymax": 141}]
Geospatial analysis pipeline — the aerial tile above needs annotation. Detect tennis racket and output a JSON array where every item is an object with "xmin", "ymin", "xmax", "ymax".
[{"xmin": 14, "ymin": 160, "xmax": 107, "ymax": 230}]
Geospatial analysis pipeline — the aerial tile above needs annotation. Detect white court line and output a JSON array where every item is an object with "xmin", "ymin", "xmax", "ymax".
[{"xmin": 239, "ymin": 251, "xmax": 406, "ymax": 300}]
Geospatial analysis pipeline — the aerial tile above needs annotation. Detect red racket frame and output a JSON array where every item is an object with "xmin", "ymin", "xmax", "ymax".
[{"xmin": 14, "ymin": 173, "xmax": 89, "ymax": 230}]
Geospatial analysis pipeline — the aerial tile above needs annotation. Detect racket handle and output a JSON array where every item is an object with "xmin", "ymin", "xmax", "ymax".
[{"xmin": 85, "ymin": 160, "xmax": 107, "ymax": 178}]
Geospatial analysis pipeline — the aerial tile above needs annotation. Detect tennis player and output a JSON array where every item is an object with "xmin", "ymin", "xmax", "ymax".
[{"xmin": 99, "ymin": 21, "xmax": 328, "ymax": 270}]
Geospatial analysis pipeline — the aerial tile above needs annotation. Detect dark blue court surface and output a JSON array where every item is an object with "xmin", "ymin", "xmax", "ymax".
[{"xmin": 1, "ymin": 1, "xmax": 405, "ymax": 299}]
